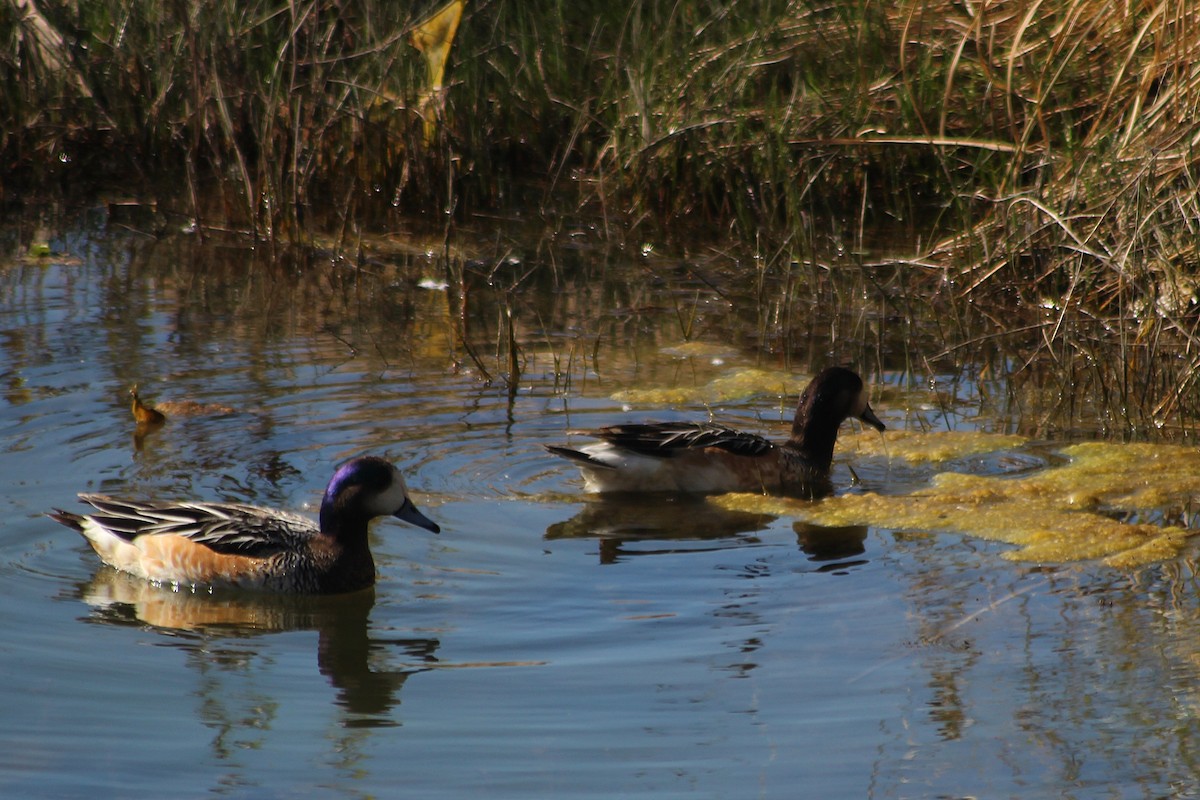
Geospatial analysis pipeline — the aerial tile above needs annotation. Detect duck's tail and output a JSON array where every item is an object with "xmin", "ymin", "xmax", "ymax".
[
  {"xmin": 543, "ymin": 444, "xmax": 617, "ymax": 470},
  {"xmin": 47, "ymin": 509, "xmax": 84, "ymax": 532}
]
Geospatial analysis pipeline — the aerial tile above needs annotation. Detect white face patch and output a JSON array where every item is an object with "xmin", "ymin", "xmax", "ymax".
[{"xmin": 367, "ymin": 466, "xmax": 410, "ymax": 515}]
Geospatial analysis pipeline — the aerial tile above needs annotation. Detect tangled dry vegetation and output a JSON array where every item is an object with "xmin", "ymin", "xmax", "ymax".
[
  {"xmin": 910, "ymin": 2, "xmax": 1200, "ymax": 433},
  {"xmin": 3, "ymin": 1, "xmax": 1200, "ymax": 431}
]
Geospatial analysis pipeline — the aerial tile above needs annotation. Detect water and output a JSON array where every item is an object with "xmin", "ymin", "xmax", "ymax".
[{"xmin": 3, "ymin": 211, "xmax": 1200, "ymax": 798}]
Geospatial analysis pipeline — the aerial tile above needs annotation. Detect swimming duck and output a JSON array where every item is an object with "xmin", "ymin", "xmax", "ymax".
[
  {"xmin": 129, "ymin": 384, "xmax": 236, "ymax": 424},
  {"xmin": 545, "ymin": 366, "xmax": 885, "ymax": 497},
  {"xmin": 49, "ymin": 456, "xmax": 440, "ymax": 594},
  {"xmin": 129, "ymin": 385, "xmax": 166, "ymax": 425}
]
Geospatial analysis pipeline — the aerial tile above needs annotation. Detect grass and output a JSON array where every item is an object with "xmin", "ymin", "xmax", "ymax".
[
  {"xmin": 0, "ymin": 0, "xmax": 1033, "ymax": 235},
  {"xmin": 4, "ymin": 0, "xmax": 1200, "ymax": 434}
]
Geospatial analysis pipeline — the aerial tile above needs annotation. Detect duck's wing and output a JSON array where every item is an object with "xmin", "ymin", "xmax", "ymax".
[
  {"xmin": 74, "ymin": 494, "xmax": 318, "ymax": 558},
  {"xmin": 592, "ymin": 422, "xmax": 775, "ymax": 458}
]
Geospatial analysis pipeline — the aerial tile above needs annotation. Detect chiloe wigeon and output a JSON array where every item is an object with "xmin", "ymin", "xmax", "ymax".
[
  {"xmin": 546, "ymin": 366, "xmax": 885, "ymax": 497},
  {"xmin": 50, "ymin": 456, "xmax": 439, "ymax": 594}
]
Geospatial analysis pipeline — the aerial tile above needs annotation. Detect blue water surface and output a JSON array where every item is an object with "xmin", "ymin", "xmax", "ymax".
[{"xmin": 1, "ymin": 215, "xmax": 1199, "ymax": 799}]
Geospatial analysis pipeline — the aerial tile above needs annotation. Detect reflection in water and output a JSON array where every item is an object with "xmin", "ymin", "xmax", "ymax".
[
  {"xmin": 545, "ymin": 495, "xmax": 774, "ymax": 564},
  {"xmin": 792, "ymin": 522, "xmax": 870, "ymax": 571},
  {"xmin": 77, "ymin": 569, "xmax": 440, "ymax": 728},
  {"xmin": 854, "ymin": 547, "xmax": 1200, "ymax": 793},
  {"xmin": 546, "ymin": 496, "xmax": 874, "ymax": 570},
  {"xmin": 122, "ymin": 408, "xmax": 305, "ymax": 504},
  {"xmin": 131, "ymin": 419, "xmax": 163, "ymax": 451}
]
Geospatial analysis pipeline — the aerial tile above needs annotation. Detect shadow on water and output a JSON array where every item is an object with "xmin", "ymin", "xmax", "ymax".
[{"xmin": 75, "ymin": 570, "xmax": 439, "ymax": 728}]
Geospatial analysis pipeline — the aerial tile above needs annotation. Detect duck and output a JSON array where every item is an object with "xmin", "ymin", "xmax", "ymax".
[
  {"xmin": 545, "ymin": 366, "xmax": 885, "ymax": 497},
  {"xmin": 129, "ymin": 385, "xmax": 166, "ymax": 425},
  {"xmin": 49, "ymin": 456, "xmax": 440, "ymax": 594},
  {"xmin": 129, "ymin": 384, "xmax": 236, "ymax": 424}
]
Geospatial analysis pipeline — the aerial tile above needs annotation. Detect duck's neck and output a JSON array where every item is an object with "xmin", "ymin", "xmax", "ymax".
[
  {"xmin": 788, "ymin": 411, "xmax": 842, "ymax": 471},
  {"xmin": 319, "ymin": 504, "xmax": 374, "ymax": 548}
]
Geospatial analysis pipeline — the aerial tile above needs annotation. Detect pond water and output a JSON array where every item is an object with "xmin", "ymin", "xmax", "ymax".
[{"xmin": 4, "ymin": 208, "xmax": 1200, "ymax": 798}]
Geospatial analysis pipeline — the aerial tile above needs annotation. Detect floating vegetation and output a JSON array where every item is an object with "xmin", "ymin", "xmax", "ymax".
[
  {"xmin": 611, "ymin": 368, "xmax": 792, "ymax": 407},
  {"xmin": 839, "ymin": 430, "xmax": 1028, "ymax": 464},
  {"xmin": 657, "ymin": 342, "xmax": 740, "ymax": 362},
  {"xmin": 714, "ymin": 442, "xmax": 1200, "ymax": 567}
]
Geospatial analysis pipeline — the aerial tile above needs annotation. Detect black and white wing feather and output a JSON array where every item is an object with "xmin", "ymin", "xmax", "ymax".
[
  {"xmin": 592, "ymin": 422, "xmax": 775, "ymax": 458},
  {"xmin": 75, "ymin": 494, "xmax": 319, "ymax": 558}
]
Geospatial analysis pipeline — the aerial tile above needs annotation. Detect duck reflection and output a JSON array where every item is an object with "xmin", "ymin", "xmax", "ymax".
[
  {"xmin": 132, "ymin": 419, "xmax": 164, "ymax": 451},
  {"xmin": 793, "ymin": 521, "xmax": 870, "ymax": 570},
  {"xmin": 546, "ymin": 495, "xmax": 775, "ymax": 564},
  {"xmin": 77, "ymin": 568, "xmax": 439, "ymax": 726}
]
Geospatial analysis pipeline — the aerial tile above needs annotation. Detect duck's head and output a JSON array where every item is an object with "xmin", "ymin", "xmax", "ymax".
[
  {"xmin": 792, "ymin": 367, "xmax": 885, "ymax": 438},
  {"xmin": 320, "ymin": 456, "xmax": 440, "ymax": 534},
  {"xmin": 129, "ymin": 385, "xmax": 167, "ymax": 425}
]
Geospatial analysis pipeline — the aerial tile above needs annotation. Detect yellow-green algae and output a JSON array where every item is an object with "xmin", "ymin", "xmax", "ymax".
[
  {"xmin": 839, "ymin": 429, "xmax": 1028, "ymax": 464},
  {"xmin": 713, "ymin": 442, "xmax": 1200, "ymax": 567},
  {"xmin": 657, "ymin": 341, "xmax": 740, "ymax": 360},
  {"xmin": 611, "ymin": 368, "xmax": 793, "ymax": 406}
]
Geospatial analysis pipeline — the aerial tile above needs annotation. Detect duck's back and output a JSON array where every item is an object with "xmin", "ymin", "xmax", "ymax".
[{"xmin": 548, "ymin": 417, "xmax": 842, "ymax": 496}]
